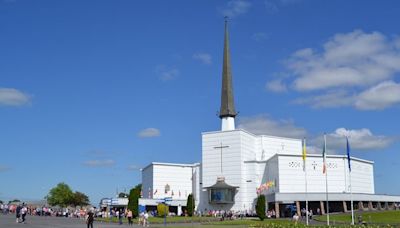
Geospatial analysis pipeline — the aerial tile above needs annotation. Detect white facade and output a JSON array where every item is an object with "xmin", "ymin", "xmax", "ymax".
[
  {"xmin": 141, "ymin": 162, "xmax": 200, "ymax": 202},
  {"xmin": 141, "ymin": 129, "xmax": 382, "ymax": 213},
  {"xmin": 198, "ymin": 129, "xmax": 376, "ymax": 211}
]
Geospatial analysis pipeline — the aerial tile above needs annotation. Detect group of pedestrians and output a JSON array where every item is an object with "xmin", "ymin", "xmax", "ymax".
[{"xmin": 15, "ymin": 203, "xmax": 28, "ymax": 224}]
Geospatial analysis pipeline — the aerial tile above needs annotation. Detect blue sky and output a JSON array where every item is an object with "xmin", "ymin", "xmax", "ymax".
[{"xmin": 1, "ymin": 0, "xmax": 399, "ymax": 204}]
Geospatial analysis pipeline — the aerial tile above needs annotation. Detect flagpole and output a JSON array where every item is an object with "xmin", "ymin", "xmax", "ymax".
[
  {"xmin": 349, "ymin": 166, "xmax": 354, "ymax": 225},
  {"xmin": 347, "ymin": 136, "xmax": 354, "ymax": 225},
  {"xmin": 324, "ymin": 134, "xmax": 330, "ymax": 226},
  {"xmin": 303, "ymin": 138, "xmax": 309, "ymax": 226}
]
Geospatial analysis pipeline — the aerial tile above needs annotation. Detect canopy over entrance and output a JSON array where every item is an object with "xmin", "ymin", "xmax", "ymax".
[{"xmin": 205, "ymin": 176, "xmax": 239, "ymax": 204}]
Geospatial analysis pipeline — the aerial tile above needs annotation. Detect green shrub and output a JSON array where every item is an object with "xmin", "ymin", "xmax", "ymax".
[
  {"xmin": 157, "ymin": 203, "xmax": 169, "ymax": 217},
  {"xmin": 127, "ymin": 184, "xmax": 141, "ymax": 218},
  {"xmin": 186, "ymin": 194, "xmax": 194, "ymax": 216},
  {"xmin": 255, "ymin": 195, "xmax": 266, "ymax": 221}
]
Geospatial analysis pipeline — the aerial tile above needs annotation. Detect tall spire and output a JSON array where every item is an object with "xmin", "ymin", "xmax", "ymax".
[
  {"xmin": 219, "ymin": 18, "xmax": 237, "ymax": 119},
  {"xmin": 219, "ymin": 18, "xmax": 237, "ymax": 131}
]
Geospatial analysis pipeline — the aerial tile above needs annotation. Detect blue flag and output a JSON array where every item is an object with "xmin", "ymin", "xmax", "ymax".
[{"xmin": 346, "ymin": 136, "xmax": 351, "ymax": 172}]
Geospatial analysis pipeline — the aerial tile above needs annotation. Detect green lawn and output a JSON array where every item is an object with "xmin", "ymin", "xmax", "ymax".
[
  {"xmin": 205, "ymin": 218, "xmax": 293, "ymax": 226},
  {"xmin": 96, "ymin": 216, "xmax": 219, "ymax": 224},
  {"xmin": 96, "ymin": 216, "xmax": 294, "ymax": 226},
  {"xmin": 315, "ymin": 210, "xmax": 400, "ymax": 224},
  {"xmin": 97, "ymin": 211, "xmax": 400, "ymax": 227}
]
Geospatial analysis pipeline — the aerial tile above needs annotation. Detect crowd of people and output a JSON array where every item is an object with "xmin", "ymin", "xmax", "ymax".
[{"xmin": 0, "ymin": 202, "xmax": 104, "ymax": 226}]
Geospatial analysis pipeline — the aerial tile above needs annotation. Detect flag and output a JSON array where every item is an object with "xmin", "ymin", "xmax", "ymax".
[
  {"xmin": 179, "ymin": 190, "xmax": 181, "ymax": 197},
  {"xmin": 322, "ymin": 134, "xmax": 327, "ymax": 174},
  {"xmin": 153, "ymin": 189, "xmax": 158, "ymax": 195},
  {"xmin": 346, "ymin": 136, "xmax": 351, "ymax": 172},
  {"xmin": 302, "ymin": 138, "xmax": 307, "ymax": 171},
  {"xmin": 171, "ymin": 190, "xmax": 174, "ymax": 196}
]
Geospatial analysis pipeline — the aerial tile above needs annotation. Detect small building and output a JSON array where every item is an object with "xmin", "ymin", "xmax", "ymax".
[{"xmin": 141, "ymin": 162, "xmax": 200, "ymax": 215}]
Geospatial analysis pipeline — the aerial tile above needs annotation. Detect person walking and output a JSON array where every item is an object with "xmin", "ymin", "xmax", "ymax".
[
  {"xmin": 21, "ymin": 203, "xmax": 27, "ymax": 223},
  {"xmin": 86, "ymin": 210, "xmax": 94, "ymax": 228},
  {"xmin": 16, "ymin": 204, "xmax": 22, "ymax": 223}
]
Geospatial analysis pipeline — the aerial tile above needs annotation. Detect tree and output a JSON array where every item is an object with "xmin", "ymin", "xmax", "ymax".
[
  {"xmin": 46, "ymin": 182, "xmax": 74, "ymax": 207},
  {"xmin": 0, "ymin": 200, "xmax": 3, "ymax": 204},
  {"xmin": 9, "ymin": 199, "xmax": 20, "ymax": 204},
  {"xmin": 127, "ymin": 184, "xmax": 141, "ymax": 218},
  {"xmin": 71, "ymin": 191, "xmax": 90, "ymax": 207},
  {"xmin": 118, "ymin": 192, "xmax": 128, "ymax": 198},
  {"xmin": 256, "ymin": 195, "xmax": 266, "ymax": 221},
  {"xmin": 186, "ymin": 194, "xmax": 194, "ymax": 216}
]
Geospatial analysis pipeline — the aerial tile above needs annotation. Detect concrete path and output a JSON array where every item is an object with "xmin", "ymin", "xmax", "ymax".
[
  {"xmin": 0, "ymin": 214, "xmax": 212, "ymax": 228},
  {"xmin": 0, "ymin": 214, "xmax": 141, "ymax": 228}
]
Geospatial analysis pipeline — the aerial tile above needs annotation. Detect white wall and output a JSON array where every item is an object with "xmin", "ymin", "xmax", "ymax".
[
  {"xmin": 141, "ymin": 166, "xmax": 153, "ymax": 198},
  {"xmin": 277, "ymin": 155, "xmax": 374, "ymax": 194},
  {"xmin": 142, "ymin": 163, "xmax": 195, "ymax": 200},
  {"xmin": 256, "ymin": 135, "xmax": 302, "ymax": 161},
  {"xmin": 201, "ymin": 130, "xmax": 244, "ymax": 211}
]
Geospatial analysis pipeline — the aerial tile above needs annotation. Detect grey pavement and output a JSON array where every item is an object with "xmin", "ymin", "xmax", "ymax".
[
  {"xmin": 0, "ymin": 214, "xmax": 210, "ymax": 228},
  {"xmin": 0, "ymin": 214, "xmax": 140, "ymax": 228}
]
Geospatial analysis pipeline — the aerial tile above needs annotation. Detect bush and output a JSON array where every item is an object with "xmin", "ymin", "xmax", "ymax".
[
  {"xmin": 256, "ymin": 195, "xmax": 266, "ymax": 221},
  {"xmin": 157, "ymin": 203, "xmax": 169, "ymax": 217},
  {"xmin": 186, "ymin": 194, "xmax": 194, "ymax": 216},
  {"xmin": 127, "ymin": 184, "xmax": 141, "ymax": 218}
]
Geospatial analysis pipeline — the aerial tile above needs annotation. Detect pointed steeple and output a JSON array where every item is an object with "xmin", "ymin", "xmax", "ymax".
[{"xmin": 219, "ymin": 18, "xmax": 237, "ymax": 119}]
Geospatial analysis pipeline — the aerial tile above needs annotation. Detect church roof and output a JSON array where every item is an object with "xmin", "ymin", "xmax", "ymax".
[
  {"xmin": 205, "ymin": 176, "xmax": 239, "ymax": 189},
  {"xmin": 219, "ymin": 18, "xmax": 237, "ymax": 119}
]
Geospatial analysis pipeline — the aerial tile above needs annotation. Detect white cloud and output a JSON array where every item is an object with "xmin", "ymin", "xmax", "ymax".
[
  {"xmin": 286, "ymin": 30, "xmax": 400, "ymax": 91},
  {"xmin": 155, "ymin": 65, "xmax": 180, "ymax": 81},
  {"xmin": 310, "ymin": 128, "xmax": 395, "ymax": 151},
  {"xmin": 237, "ymin": 115, "xmax": 307, "ymax": 138},
  {"xmin": 237, "ymin": 115, "xmax": 396, "ymax": 152},
  {"xmin": 275, "ymin": 30, "xmax": 400, "ymax": 110},
  {"xmin": 252, "ymin": 32, "xmax": 268, "ymax": 42},
  {"xmin": 83, "ymin": 159, "xmax": 115, "ymax": 167},
  {"xmin": 355, "ymin": 81, "xmax": 400, "ymax": 110},
  {"xmin": 292, "ymin": 81, "xmax": 400, "ymax": 110},
  {"xmin": 193, "ymin": 53, "xmax": 212, "ymax": 65},
  {"xmin": 293, "ymin": 90, "xmax": 355, "ymax": 108},
  {"xmin": 0, "ymin": 88, "xmax": 31, "ymax": 106},
  {"xmin": 266, "ymin": 79, "xmax": 287, "ymax": 93},
  {"xmin": 127, "ymin": 164, "xmax": 141, "ymax": 171},
  {"xmin": 221, "ymin": 0, "xmax": 251, "ymax": 18},
  {"xmin": 137, "ymin": 128, "xmax": 161, "ymax": 138}
]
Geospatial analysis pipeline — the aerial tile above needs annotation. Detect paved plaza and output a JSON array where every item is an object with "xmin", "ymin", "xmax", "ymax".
[
  {"xmin": 0, "ymin": 214, "xmax": 207, "ymax": 228},
  {"xmin": 0, "ymin": 214, "xmax": 142, "ymax": 228}
]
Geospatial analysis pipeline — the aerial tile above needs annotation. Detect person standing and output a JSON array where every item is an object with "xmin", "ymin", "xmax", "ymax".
[
  {"xmin": 143, "ymin": 211, "xmax": 149, "ymax": 227},
  {"xmin": 86, "ymin": 210, "xmax": 94, "ymax": 228},
  {"xmin": 117, "ymin": 209, "xmax": 123, "ymax": 225},
  {"xmin": 127, "ymin": 209, "xmax": 133, "ymax": 226}
]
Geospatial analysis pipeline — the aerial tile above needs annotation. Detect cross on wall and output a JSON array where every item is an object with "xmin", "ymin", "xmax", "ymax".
[
  {"xmin": 312, "ymin": 161, "xmax": 318, "ymax": 170},
  {"xmin": 214, "ymin": 142, "xmax": 229, "ymax": 175}
]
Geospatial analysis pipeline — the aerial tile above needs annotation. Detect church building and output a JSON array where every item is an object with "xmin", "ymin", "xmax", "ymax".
[{"xmin": 140, "ymin": 20, "xmax": 400, "ymax": 217}]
